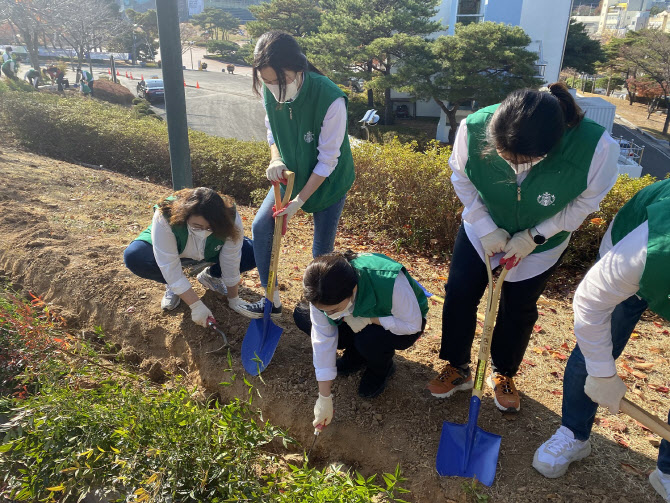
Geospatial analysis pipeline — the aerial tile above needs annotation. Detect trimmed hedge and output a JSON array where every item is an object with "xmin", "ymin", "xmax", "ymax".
[{"xmin": 0, "ymin": 84, "xmax": 658, "ymax": 269}]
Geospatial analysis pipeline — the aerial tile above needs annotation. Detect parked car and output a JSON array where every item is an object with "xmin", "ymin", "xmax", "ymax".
[{"xmin": 137, "ymin": 78, "xmax": 164, "ymax": 103}]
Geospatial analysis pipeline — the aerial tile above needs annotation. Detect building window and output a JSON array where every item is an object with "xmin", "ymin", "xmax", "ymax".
[{"xmin": 457, "ymin": 0, "xmax": 483, "ymax": 24}]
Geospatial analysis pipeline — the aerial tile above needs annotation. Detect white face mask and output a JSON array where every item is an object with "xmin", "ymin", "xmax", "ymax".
[
  {"xmin": 188, "ymin": 224, "xmax": 212, "ymax": 239},
  {"xmin": 266, "ymin": 73, "xmax": 302, "ymax": 103},
  {"xmin": 502, "ymin": 155, "xmax": 546, "ymax": 174},
  {"xmin": 326, "ymin": 298, "xmax": 354, "ymax": 321}
]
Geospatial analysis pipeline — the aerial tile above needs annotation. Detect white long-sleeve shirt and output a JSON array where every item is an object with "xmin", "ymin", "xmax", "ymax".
[
  {"xmin": 311, "ymin": 272, "xmax": 424, "ymax": 382},
  {"xmin": 573, "ymin": 220, "xmax": 648, "ymax": 377},
  {"xmin": 150, "ymin": 210, "xmax": 245, "ymax": 295},
  {"xmin": 450, "ymin": 119, "xmax": 620, "ymax": 282},
  {"xmin": 265, "ymin": 96, "xmax": 347, "ymax": 178}
]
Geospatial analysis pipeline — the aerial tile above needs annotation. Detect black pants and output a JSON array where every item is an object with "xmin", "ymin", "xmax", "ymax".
[
  {"xmin": 294, "ymin": 306, "xmax": 424, "ymax": 375},
  {"xmin": 440, "ymin": 225, "xmax": 563, "ymax": 376}
]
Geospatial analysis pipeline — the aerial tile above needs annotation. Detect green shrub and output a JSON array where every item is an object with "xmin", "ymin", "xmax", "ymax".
[
  {"xmin": 564, "ymin": 174, "xmax": 657, "ymax": 269},
  {"xmin": 345, "ymin": 139, "xmax": 459, "ymax": 255},
  {"xmin": 93, "ymin": 79, "xmax": 135, "ymax": 106}
]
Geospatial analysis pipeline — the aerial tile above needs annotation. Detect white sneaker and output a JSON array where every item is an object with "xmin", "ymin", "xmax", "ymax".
[
  {"xmin": 650, "ymin": 468, "xmax": 670, "ymax": 502},
  {"xmin": 532, "ymin": 426, "xmax": 592, "ymax": 478},
  {"xmin": 197, "ymin": 267, "xmax": 228, "ymax": 296},
  {"xmin": 161, "ymin": 286, "xmax": 180, "ymax": 311}
]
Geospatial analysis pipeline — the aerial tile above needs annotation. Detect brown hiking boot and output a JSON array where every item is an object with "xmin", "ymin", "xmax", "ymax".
[
  {"xmin": 426, "ymin": 364, "xmax": 473, "ymax": 398},
  {"xmin": 487, "ymin": 373, "xmax": 520, "ymax": 412}
]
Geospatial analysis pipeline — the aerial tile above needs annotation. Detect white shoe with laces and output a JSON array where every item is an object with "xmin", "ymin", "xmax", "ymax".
[
  {"xmin": 161, "ymin": 286, "xmax": 180, "ymax": 311},
  {"xmin": 650, "ymin": 468, "xmax": 670, "ymax": 502},
  {"xmin": 197, "ymin": 267, "xmax": 228, "ymax": 296},
  {"xmin": 532, "ymin": 426, "xmax": 592, "ymax": 478}
]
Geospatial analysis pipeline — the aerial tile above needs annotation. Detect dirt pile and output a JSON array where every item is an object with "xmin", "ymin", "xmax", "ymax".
[{"xmin": 1, "ymin": 148, "xmax": 669, "ymax": 502}]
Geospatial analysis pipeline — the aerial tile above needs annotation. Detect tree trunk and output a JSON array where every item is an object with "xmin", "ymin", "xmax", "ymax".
[
  {"xmin": 366, "ymin": 60, "xmax": 374, "ymax": 108},
  {"xmin": 663, "ymin": 96, "xmax": 670, "ymax": 135},
  {"xmin": 384, "ymin": 87, "xmax": 393, "ymax": 126},
  {"xmin": 435, "ymin": 98, "xmax": 459, "ymax": 145}
]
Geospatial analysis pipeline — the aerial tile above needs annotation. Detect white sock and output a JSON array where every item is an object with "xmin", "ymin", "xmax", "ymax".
[{"xmin": 265, "ymin": 288, "xmax": 281, "ymax": 307}]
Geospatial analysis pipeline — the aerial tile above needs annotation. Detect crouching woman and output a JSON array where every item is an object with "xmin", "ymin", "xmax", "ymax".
[
  {"xmin": 297, "ymin": 251, "xmax": 428, "ymax": 431},
  {"xmin": 123, "ymin": 187, "xmax": 258, "ymax": 326}
]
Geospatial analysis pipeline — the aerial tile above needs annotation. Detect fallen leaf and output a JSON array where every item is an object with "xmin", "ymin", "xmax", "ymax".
[
  {"xmin": 633, "ymin": 356, "xmax": 646, "ymax": 363},
  {"xmin": 614, "ymin": 434, "xmax": 630, "ymax": 448},
  {"xmin": 126, "ymin": 306, "xmax": 136, "ymax": 313},
  {"xmin": 522, "ymin": 359, "xmax": 536, "ymax": 367},
  {"xmin": 544, "ymin": 344, "xmax": 552, "ymax": 351},
  {"xmin": 648, "ymin": 384, "xmax": 670, "ymax": 393},
  {"xmin": 550, "ymin": 351, "xmax": 567, "ymax": 361},
  {"xmin": 634, "ymin": 420, "xmax": 651, "ymax": 432},
  {"xmin": 549, "ymin": 307, "xmax": 557, "ymax": 314},
  {"xmin": 663, "ymin": 330, "xmax": 670, "ymax": 335},
  {"xmin": 437, "ymin": 276, "xmax": 448, "ymax": 281},
  {"xmin": 620, "ymin": 462, "xmax": 645, "ymax": 477},
  {"xmin": 650, "ymin": 347, "xmax": 663, "ymax": 354},
  {"xmin": 551, "ymin": 390, "xmax": 562, "ymax": 395},
  {"xmin": 560, "ymin": 342, "xmax": 569, "ymax": 350},
  {"xmin": 634, "ymin": 362, "xmax": 655, "ymax": 371},
  {"xmin": 533, "ymin": 325, "xmax": 543, "ymax": 333},
  {"xmin": 654, "ymin": 322, "xmax": 663, "ymax": 328},
  {"xmin": 646, "ymin": 434, "xmax": 661, "ymax": 447},
  {"xmin": 550, "ymin": 371, "xmax": 563, "ymax": 379},
  {"xmin": 533, "ymin": 347, "xmax": 544, "ymax": 354},
  {"xmin": 621, "ymin": 363, "xmax": 648, "ymax": 380}
]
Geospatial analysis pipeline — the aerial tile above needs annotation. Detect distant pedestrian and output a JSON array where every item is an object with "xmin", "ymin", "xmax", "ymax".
[
  {"xmin": 45, "ymin": 65, "xmax": 66, "ymax": 91},
  {"xmin": 1, "ymin": 54, "xmax": 17, "ymax": 80},
  {"xmin": 2, "ymin": 47, "xmax": 12, "ymax": 65},
  {"xmin": 24, "ymin": 68, "xmax": 40, "ymax": 88},
  {"xmin": 77, "ymin": 68, "xmax": 94, "ymax": 96}
]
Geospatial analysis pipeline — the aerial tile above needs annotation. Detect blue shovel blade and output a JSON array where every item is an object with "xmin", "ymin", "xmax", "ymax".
[
  {"xmin": 416, "ymin": 281, "xmax": 433, "ymax": 298},
  {"xmin": 241, "ymin": 299, "xmax": 284, "ymax": 376},
  {"xmin": 435, "ymin": 396, "xmax": 501, "ymax": 487}
]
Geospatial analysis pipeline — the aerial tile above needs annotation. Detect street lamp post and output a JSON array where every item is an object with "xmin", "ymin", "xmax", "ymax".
[{"xmin": 189, "ymin": 41, "xmax": 194, "ymax": 70}]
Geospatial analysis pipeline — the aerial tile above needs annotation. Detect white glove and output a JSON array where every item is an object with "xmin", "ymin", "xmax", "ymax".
[
  {"xmin": 343, "ymin": 315, "xmax": 372, "ymax": 333},
  {"xmin": 502, "ymin": 229, "xmax": 537, "ymax": 265},
  {"xmin": 272, "ymin": 195, "xmax": 304, "ymax": 223},
  {"xmin": 479, "ymin": 228, "xmax": 510, "ymax": 257},
  {"xmin": 266, "ymin": 158, "xmax": 287, "ymax": 183},
  {"xmin": 190, "ymin": 300, "xmax": 213, "ymax": 328},
  {"xmin": 228, "ymin": 296, "xmax": 255, "ymax": 318},
  {"xmin": 313, "ymin": 393, "xmax": 333, "ymax": 429},
  {"xmin": 584, "ymin": 374, "xmax": 627, "ymax": 414}
]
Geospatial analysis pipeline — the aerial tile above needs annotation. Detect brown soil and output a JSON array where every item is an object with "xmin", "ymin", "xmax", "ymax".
[{"xmin": 1, "ymin": 147, "xmax": 669, "ymax": 502}]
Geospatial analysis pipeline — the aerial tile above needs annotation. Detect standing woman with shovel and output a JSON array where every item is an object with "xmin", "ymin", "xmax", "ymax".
[
  {"xmin": 248, "ymin": 31, "xmax": 355, "ymax": 318},
  {"xmin": 534, "ymin": 179, "xmax": 670, "ymax": 501},
  {"xmin": 426, "ymin": 83, "xmax": 620, "ymax": 412}
]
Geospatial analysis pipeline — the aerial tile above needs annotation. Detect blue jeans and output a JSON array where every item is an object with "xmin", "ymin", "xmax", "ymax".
[
  {"xmin": 251, "ymin": 187, "xmax": 346, "ymax": 287},
  {"xmin": 561, "ymin": 293, "xmax": 670, "ymax": 472},
  {"xmin": 123, "ymin": 237, "xmax": 256, "ymax": 284}
]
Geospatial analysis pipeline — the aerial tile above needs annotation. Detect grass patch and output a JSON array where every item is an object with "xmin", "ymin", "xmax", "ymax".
[{"xmin": 0, "ymin": 286, "xmax": 410, "ymax": 502}]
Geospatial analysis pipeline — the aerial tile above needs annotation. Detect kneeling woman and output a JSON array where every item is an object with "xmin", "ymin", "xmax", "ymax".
[
  {"xmin": 298, "ymin": 252, "xmax": 428, "ymax": 430},
  {"xmin": 124, "ymin": 187, "xmax": 257, "ymax": 326}
]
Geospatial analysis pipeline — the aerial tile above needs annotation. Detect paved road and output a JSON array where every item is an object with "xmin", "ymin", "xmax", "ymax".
[
  {"xmin": 612, "ymin": 120, "xmax": 670, "ymax": 180},
  {"xmin": 96, "ymin": 64, "xmax": 267, "ymax": 142}
]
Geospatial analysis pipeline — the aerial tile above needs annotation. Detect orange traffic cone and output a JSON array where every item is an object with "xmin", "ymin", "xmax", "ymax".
[
  {"xmin": 141, "ymin": 74, "xmax": 144, "ymax": 80},
  {"xmin": 130, "ymin": 72, "xmax": 134, "ymax": 80},
  {"xmin": 184, "ymin": 80, "xmax": 186, "ymax": 87},
  {"xmin": 196, "ymin": 81, "xmax": 200, "ymax": 89},
  {"xmin": 108, "ymin": 68, "xmax": 111, "ymax": 75},
  {"xmin": 116, "ymin": 70, "xmax": 120, "ymax": 76},
  {"xmin": 125, "ymin": 71, "xmax": 129, "ymax": 78}
]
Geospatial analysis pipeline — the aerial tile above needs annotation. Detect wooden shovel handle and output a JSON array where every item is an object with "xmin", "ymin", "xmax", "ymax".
[
  {"xmin": 620, "ymin": 398, "xmax": 670, "ymax": 443},
  {"xmin": 473, "ymin": 257, "xmax": 509, "ymax": 399},
  {"xmin": 266, "ymin": 171, "xmax": 295, "ymax": 300}
]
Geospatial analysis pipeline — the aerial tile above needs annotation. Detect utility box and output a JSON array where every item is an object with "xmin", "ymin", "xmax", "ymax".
[{"xmin": 575, "ymin": 96, "xmax": 616, "ymax": 133}]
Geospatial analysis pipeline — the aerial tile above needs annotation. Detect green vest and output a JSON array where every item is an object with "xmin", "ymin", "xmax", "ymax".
[
  {"xmin": 611, "ymin": 179, "xmax": 670, "ymax": 321},
  {"xmin": 264, "ymin": 71, "xmax": 355, "ymax": 214},
  {"xmin": 465, "ymin": 104, "xmax": 605, "ymax": 253},
  {"xmin": 81, "ymin": 70, "xmax": 93, "ymax": 83},
  {"xmin": 326, "ymin": 253, "xmax": 429, "ymax": 326},
  {"xmin": 134, "ymin": 202, "xmax": 226, "ymax": 262}
]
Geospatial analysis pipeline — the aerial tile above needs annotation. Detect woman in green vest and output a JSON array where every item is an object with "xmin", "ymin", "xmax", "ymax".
[
  {"xmin": 249, "ymin": 31, "xmax": 355, "ymax": 319},
  {"xmin": 1, "ymin": 53, "xmax": 17, "ymax": 80},
  {"xmin": 427, "ymin": 83, "xmax": 620, "ymax": 412},
  {"xmin": 123, "ymin": 188, "xmax": 258, "ymax": 326},
  {"xmin": 533, "ymin": 179, "xmax": 670, "ymax": 500},
  {"xmin": 295, "ymin": 251, "xmax": 428, "ymax": 429}
]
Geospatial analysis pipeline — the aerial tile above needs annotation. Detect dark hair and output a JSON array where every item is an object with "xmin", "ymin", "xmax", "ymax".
[
  {"xmin": 252, "ymin": 31, "xmax": 322, "ymax": 102},
  {"xmin": 158, "ymin": 187, "xmax": 240, "ymax": 242},
  {"xmin": 486, "ymin": 82, "xmax": 584, "ymax": 163},
  {"xmin": 303, "ymin": 251, "xmax": 359, "ymax": 306},
  {"xmin": 5, "ymin": 47, "xmax": 11, "ymax": 52}
]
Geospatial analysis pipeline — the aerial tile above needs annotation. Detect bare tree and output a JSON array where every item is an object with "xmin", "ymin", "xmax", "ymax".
[{"xmin": 5, "ymin": 0, "xmax": 59, "ymax": 70}]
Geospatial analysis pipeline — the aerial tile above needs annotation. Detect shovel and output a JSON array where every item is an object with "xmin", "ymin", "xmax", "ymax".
[
  {"xmin": 241, "ymin": 171, "xmax": 295, "ymax": 375},
  {"xmin": 436, "ymin": 255, "xmax": 512, "ymax": 486}
]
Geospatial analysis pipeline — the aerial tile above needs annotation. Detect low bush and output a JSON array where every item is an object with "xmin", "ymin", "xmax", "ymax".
[
  {"xmin": 0, "ymin": 85, "xmax": 660, "ymax": 269},
  {"xmin": 0, "ymin": 288, "xmax": 410, "ymax": 502},
  {"xmin": 93, "ymin": 79, "xmax": 135, "ymax": 106}
]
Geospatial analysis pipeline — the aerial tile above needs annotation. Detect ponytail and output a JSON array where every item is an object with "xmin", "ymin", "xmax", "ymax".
[{"xmin": 548, "ymin": 81, "xmax": 584, "ymax": 128}]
